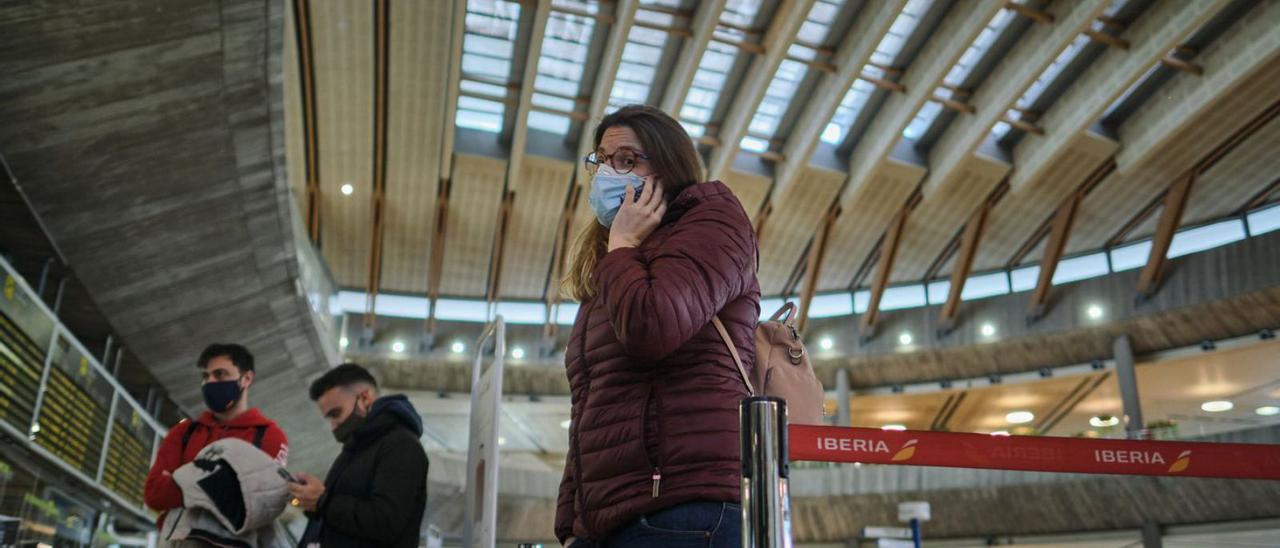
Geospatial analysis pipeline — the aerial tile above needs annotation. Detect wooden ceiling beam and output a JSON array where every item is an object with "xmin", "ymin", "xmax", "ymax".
[
  {"xmin": 861, "ymin": 205, "xmax": 909, "ymax": 333},
  {"xmin": 1160, "ymin": 55, "xmax": 1203, "ymax": 76},
  {"xmin": 292, "ymin": 0, "xmax": 322, "ymax": 243},
  {"xmin": 425, "ymin": 178, "xmax": 451, "ymax": 337},
  {"xmin": 363, "ymin": 0, "xmax": 392, "ymax": 338},
  {"xmin": 933, "ymin": 96, "xmax": 976, "ymax": 114},
  {"xmin": 938, "ymin": 184, "xmax": 999, "ymax": 332},
  {"xmin": 797, "ymin": 205, "xmax": 841, "ymax": 333},
  {"xmin": 543, "ymin": 185, "xmax": 583, "ymax": 341},
  {"xmin": 1136, "ymin": 172, "xmax": 1194, "ymax": 297},
  {"xmin": 1027, "ymin": 193, "xmax": 1080, "ymax": 319},
  {"xmin": 485, "ymin": 190, "xmax": 517, "ymax": 314},
  {"xmin": 1002, "ymin": 115, "xmax": 1043, "ymax": 135},
  {"xmin": 863, "ymin": 73, "xmax": 907, "ymax": 93},
  {"xmin": 1005, "ymin": 2, "xmax": 1054, "ymax": 24},
  {"xmin": 705, "ymin": 0, "xmax": 817, "ymax": 181},
  {"xmin": 659, "ymin": 0, "xmax": 726, "ymax": 116},
  {"xmin": 1083, "ymin": 29, "xmax": 1130, "ymax": 50}
]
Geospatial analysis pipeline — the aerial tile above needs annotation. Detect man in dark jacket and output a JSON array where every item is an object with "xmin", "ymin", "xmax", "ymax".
[{"xmin": 289, "ymin": 363, "xmax": 429, "ymax": 548}]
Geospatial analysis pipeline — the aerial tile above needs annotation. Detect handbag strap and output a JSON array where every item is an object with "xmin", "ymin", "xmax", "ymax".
[{"xmin": 712, "ymin": 316, "xmax": 755, "ymax": 395}]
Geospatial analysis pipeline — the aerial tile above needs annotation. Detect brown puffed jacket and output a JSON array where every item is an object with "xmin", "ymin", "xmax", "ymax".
[{"xmin": 556, "ymin": 181, "xmax": 761, "ymax": 543}]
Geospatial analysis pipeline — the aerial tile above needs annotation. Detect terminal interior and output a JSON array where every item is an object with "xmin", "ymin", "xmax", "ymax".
[{"xmin": 1, "ymin": 0, "xmax": 1280, "ymax": 546}]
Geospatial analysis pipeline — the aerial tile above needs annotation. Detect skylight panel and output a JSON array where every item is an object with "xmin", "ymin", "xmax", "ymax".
[
  {"xmin": 457, "ymin": 0, "xmax": 522, "ymax": 133},
  {"xmin": 607, "ymin": 25, "xmax": 671, "ymax": 109},
  {"xmin": 821, "ymin": 79, "xmax": 874, "ymax": 144},
  {"xmin": 818, "ymin": 0, "xmax": 932, "ymax": 145},
  {"xmin": 530, "ymin": 10, "xmax": 594, "ymax": 134},
  {"xmin": 745, "ymin": 59, "xmax": 808, "ymax": 143},
  {"xmin": 904, "ymin": 8, "xmax": 1015, "ymax": 142},
  {"xmin": 678, "ymin": 40, "xmax": 738, "ymax": 128}
]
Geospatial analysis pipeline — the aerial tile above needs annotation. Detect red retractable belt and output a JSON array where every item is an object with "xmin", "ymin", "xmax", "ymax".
[{"xmin": 788, "ymin": 424, "xmax": 1280, "ymax": 480}]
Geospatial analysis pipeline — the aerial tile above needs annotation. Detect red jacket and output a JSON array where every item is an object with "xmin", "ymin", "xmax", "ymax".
[
  {"xmin": 556, "ymin": 181, "xmax": 761, "ymax": 542},
  {"xmin": 144, "ymin": 408, "xmax": 288, "ymax": 525}
]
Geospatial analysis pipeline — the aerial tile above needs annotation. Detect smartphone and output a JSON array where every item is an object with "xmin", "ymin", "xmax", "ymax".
[{"xmin": 277, "ymin": 467, "xmax": 301, "ymax": 484}]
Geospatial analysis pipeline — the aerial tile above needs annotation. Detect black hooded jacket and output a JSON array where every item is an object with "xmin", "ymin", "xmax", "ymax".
[{"xmin": 301, "ymin": 395, "xmax": 429, "ymax": 548}]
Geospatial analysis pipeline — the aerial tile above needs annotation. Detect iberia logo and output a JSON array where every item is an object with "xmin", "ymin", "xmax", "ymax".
[
  {"xmin": 1168, "ymin": 450, "xmax": 1191, "ymax": 473},
  {"xmin": 891, "ymin": 439, "xmax": 918, "ymax": 462}
]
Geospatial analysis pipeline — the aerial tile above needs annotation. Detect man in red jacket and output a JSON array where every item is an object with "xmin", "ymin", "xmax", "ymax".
[{"xmin": 143, "ymin": 343, "xmax": 289, "ymax": 527}]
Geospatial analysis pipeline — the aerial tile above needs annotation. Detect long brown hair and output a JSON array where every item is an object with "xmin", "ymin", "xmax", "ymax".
[{"xmin": 563, "ymin": 105, "xmax": 704, "ymax": 302}]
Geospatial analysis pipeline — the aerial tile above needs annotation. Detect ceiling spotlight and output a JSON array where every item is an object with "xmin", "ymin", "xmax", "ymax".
[
  {"xmin": 340, "ymin": 183, "xmax": 354, "ymax": 196},
  {"xmin": 990, "ymin": 430, "xmax": 1010, "ymax": 437},
  {"xmin": 819, "ymin": 337, "xmax": 834, "ymax": 350},
  {"xmin": 1086, "ymin": 304, "xmax": 1104, "ymax": 319},
  {"xmin": 497, "ymin": 437, "xmax": 507, "ymax": 446},
  {"xmin": 511, "ymin": 347, "xmax": 526, "ymax": 360},
  {"xmin": 898, "ymin": 332, "xmax": 913, "ymax": 346},
  {"xmin": 1089, "ymin": 415, "xmax": 1120, "ymax": 428},
  {"xmin": 881, "ymin": 424, "xmax": 907, "ymax": 431},
  {"xmin": 1005, "ymin": 411, "xmax": 1035, "ymax": 424},
  {"xmin": 339, "ymin": 336, "xmax": 349, "ymax": 348},
  {"xmin": 391, "ymin": 341, "xmax": 406, "ymax": 353},
  {"xmin": 1201, "ymin": 400, "xmax": 1233, "ymax": 413},
  {"xmin": 451, "ymin": 341, "xmax": 466, "ymax": 354},
  {"xmin": 1256, "ymin": 406, "xmax": 1280, "ymax": 416},
  {"xmin": 980, "ymin": 323, "xmax": 996, "ymax": 337},
  {"xmin": 560, "ymin": 419, "xmax": 572, "ymax": 429}
]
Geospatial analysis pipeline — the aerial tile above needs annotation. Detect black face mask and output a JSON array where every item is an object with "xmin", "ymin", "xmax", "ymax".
[
  {"xmin": 332, "ymin": 401, "xmax": 367, "ymax": 444},
  {"xmin": 202, "ymin": 378, "xmax": 244, "ymax": 413}
]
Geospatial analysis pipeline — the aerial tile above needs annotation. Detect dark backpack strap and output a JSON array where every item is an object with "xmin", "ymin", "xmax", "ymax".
[
  {"xmin": 179, "ymin": 421, "xmax": 202, "ymax": 459},
  {"xmin": 253, "ymin": 425, "xmax": 268, "ymax": 448}
]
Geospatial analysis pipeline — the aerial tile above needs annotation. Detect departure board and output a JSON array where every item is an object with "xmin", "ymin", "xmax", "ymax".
[
  {"xmin": 32, "ymin": 336, "xmax": 112, "ymax": 478},
  {"xmin": 101, "ymin": 399, "xmax": 155, "ymax": 506},
  {"xmin": 0, "ymin": 308, "xmax": 45, "ymax": 433}
]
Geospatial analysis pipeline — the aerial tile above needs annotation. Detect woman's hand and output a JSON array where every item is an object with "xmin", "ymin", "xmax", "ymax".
[{"xmin": 608, "ymin": 178, "xmax": 665, "ymax": 252}]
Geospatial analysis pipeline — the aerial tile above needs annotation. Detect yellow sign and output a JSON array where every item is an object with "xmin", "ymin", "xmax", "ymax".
[
  {"xmin": 131, "ymin": 410, "xmax": 140, "ymax": 429},
  {"xmin": 3, "ymin": 276, "xmax": 14, "ymax": 301},
  {"xmin": 79, "ymin": 357, "xmax": 89, "ymax": 378}
]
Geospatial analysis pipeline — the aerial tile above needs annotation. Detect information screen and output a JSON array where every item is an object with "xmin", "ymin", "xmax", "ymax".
[
  {"xmin": 32, "ymin": 336, "xmax": 112, "ymax": 478},
  {"xmin": 101, "ymin": 399, "xmax": 154, "ymax": 506},
  {"xmin": 0, "ymin": 308, "xmax": 45, "ymax": 433}
]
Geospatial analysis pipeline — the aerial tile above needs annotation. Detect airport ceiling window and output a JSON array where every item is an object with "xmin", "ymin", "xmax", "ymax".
[
  {"xmin": 821, "ymin": 0, "xmax": 932, "ymax": 145},
  {"xmin": 678, "ymin": 0, "xmax": 765, "ymax": 140},
  {"xmin": 907, "ymin": 7, "xmax": 1016, "ymax": 141},
  {"xmin": 738, "ymin": 0, "xmax": 844, "ymax": 154},
  {"xmin": 529, "ymin": 8, "xmax": 596, "ymax": 134},
  {"xmin": 457, "ymin": 0, "xmax": 523, "ymax": 132},
  {"xmin": 606, "ymin": 10, "xmax": 672, "ymax": 111}
]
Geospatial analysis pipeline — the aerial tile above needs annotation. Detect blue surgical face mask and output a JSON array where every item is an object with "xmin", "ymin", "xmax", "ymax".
[{"xmin": 589, "ymin": 164, "xmax": 646, "ymax": 228}]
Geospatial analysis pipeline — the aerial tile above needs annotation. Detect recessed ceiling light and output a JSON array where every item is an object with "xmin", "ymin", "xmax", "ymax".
[
  {"xmin": 819, "ymin": 337, "xmax": 834, "ymax": 350},
  {"xmin": 1089, "ymin": 415, "xmax": 1120, "ymax": 428},
  {"xmin": 340, "ymin": 183, "xmax": 354, "ymax": 196},
  {"xmin": 1086, "ymin": 304, "xmax": 1104, "ymax": 319},
  {"xmin": 1006, "ymin": 411, "xmax": 1035, "ymax": 424},
  {"xmin": 881, "ymin": 424, "xmax": 906, "ymax": 431},
  {"xmin": 451, "ymin": 341, "xmax": 466, "ymax": 354},
  {"xmin": 391, "ymin": 341, "xmax": 405, "ymax": 353},
  {"xmin": 980, "ymin": 323, "xmax": 996, "ymax": 337},
  {"xmin": 990, "ymin": 430, "xmax": 1010, "ymax": 437},
  {"xmin": 560, "ymin": 419, "xmax": 572, "ymax": 429},
  {"xmin": 1201, "ymin": 400, "xmax": 1233, "ymax": 413},
  {"xmin": 511, "ymin": 347, "xmax": 525, "ymax": 360},
  {"xmin": 898, "ymin": 332, "xmax": 913, "ymax": 346},
  {"xmin": 339, "ymin": 336, "xmax": 349, "ymax": 348},
  {"xmin": 1256, "ymin": 406, "xmax": 1280, "ymax": 416}
]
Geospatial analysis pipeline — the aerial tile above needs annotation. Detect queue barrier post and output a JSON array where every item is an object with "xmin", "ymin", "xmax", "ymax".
[{"xmin": 740, "ymin": 396, "xmax": 793, "ymax": 548}]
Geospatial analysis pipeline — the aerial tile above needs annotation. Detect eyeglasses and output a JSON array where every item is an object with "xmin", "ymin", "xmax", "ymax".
[{"xmin": 584, "ymin": 147, "xmax": 650, "ymax": 175}]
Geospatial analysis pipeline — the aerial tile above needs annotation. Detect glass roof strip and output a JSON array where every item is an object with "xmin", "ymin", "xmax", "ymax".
[
  {"xmin": 458, "ymin": 0, "xmax": 524, "ymax": 134},
  {"xmin": 821, "ymin": 0, "xmax": 933, "ymax": 145}
]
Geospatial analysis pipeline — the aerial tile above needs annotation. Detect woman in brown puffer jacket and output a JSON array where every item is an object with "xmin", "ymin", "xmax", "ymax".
[{"xmin": 556, "ymin": 105, "xmax": 761, "ymax": 548}]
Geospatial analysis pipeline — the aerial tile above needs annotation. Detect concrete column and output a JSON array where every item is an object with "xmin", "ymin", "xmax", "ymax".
[
  {"xmin": 1114, "ymin": 334, "xmax": 1145, "ymax": 439},
  {"xmin": 836, "ymin": 368, "xmax": 851, "ymax": 427},
  {"xmin": 1142, "ymin": 521, "xmax": 1162, "ymax": 548}
]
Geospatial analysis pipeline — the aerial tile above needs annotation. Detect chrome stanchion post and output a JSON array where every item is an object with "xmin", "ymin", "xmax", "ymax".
[{"xmin": 741, "ymin": 396, "xmax": 792, "ymax": 548}]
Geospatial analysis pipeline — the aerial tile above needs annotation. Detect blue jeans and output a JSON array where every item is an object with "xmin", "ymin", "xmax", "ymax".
[{"xmin": 571, "ymin": 501, "xmax": 741, "ymax": 548}]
